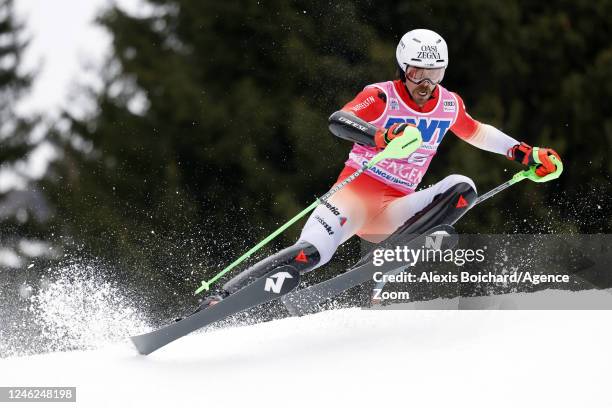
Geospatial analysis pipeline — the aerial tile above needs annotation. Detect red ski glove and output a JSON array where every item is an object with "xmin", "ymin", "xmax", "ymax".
[
  {"xmin": 507, "ymin": 142, "xmax": 561, "ymax": 177},
  {"xmin": 374, "ymin": 122, "xmax": 416, "ymax": 150}
]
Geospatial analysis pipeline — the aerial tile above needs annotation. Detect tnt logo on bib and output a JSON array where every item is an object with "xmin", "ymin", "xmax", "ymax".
[{"xmin": 384, "ymin": 117, "xmax": 451, "ymax": 144}]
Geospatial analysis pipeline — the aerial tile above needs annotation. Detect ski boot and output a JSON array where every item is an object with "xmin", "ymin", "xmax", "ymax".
[
  {"xmin": 223, "ymin": 241, "xmax": 320, "ymax": 293},
  {"xmin": 176, "ymin": 241, "xmax": 319, "ymax": 321}
]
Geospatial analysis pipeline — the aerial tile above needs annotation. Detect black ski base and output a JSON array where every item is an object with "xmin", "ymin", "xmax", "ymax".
[
  {"xmin": 281, "ymin": 224, "xmax": 457, "ymax": 316},
  {"xmin": 131, "ymin": 266, "xmax": 301, "ymax": 355}
]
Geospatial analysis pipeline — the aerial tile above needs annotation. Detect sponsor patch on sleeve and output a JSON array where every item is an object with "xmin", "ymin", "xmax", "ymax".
[{"xmin": 352, "ymin": 95, "xmax": 376, "ymax": 112}]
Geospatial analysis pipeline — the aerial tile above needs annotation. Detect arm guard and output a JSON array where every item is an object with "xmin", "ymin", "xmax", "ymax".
[{"xmin": 328, "ymin": 111, "xmax": 378, "ymax": 147}]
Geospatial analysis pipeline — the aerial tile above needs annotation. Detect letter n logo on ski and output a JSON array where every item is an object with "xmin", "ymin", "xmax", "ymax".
[
  {"xmin": 264, "ymin": 271, "xmax": 294, "ymax": 294},
  {"xmin": 455, "ymin": 195, "xmax": 468, "ymax": 208},
  {"xmin": 425, "ymin": 233, "xmax": 444, "ymax": 250}
]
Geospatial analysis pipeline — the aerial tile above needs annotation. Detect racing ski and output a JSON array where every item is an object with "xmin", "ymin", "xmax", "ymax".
[
  {"xmin": 131, "ymin": 266, "xmax": 300, "ymax": 355},
  {"xmin": 281, "ymin": 224, "xmax": 457, "ymax": 316}
]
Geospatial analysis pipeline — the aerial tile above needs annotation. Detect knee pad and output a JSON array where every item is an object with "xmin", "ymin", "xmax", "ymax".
[
  {"xmin": 393, "ymin": 180, "xmax": 477, "ymax": 237},
  {"xmin": 437, "ymin": 174, "xmax": 477, "ymax": 195}
]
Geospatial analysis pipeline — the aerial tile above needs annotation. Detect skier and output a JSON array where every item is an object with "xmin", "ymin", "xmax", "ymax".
[{"xmin": 198, "ymin": 28, "xmax": 561, "ymax": 308}]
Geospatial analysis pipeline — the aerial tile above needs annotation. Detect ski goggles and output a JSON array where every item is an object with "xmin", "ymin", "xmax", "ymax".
[{"xmin": 405, "ymin": 66, "xmax": 445, "ymax": 85}]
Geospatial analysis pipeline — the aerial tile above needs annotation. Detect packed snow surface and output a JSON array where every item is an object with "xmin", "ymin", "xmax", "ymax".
[{"xmin": 2, "ymin": 291, "xmax": 612, "ymax": 407}]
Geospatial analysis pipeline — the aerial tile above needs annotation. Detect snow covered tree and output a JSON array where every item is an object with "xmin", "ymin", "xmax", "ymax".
[{"xmin": 0, "ymin": 0, "xmax": 51, "ymax": 271}]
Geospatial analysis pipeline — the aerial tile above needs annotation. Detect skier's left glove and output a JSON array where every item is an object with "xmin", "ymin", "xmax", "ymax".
[
  {"xmin": 507, "ymin": 142, "xmax": 561, "ymax": 177},
  {"xmin": 374, "ymin": 123, "xmax": 416, "ymax": 150}
]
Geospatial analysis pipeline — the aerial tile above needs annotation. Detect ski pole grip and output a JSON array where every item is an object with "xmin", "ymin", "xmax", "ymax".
[
  {"xmin": 517, "ymin": 155, "xmax": 563, "ymax": 183},
  {"xmin": 371, "ymin": 127, "xmax": 422, "ymax": 165}
]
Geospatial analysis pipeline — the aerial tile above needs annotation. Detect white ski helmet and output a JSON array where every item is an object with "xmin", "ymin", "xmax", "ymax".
[{"xmin": 396, "ymin": 29, "xmax": 448, "ymax": 71}]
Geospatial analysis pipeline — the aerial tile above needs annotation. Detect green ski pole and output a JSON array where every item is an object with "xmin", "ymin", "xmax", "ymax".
[{"xmin": 194, "ymin": 128, "xmax": 423, "ymax": 295}]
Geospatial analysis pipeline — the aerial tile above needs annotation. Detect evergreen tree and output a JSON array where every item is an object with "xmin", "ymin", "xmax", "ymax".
[
  {"xmin": 49, "ymin": 1, "xmax": 386, "ymax": 297},
  {"xmin": 0, "ymin": 0, "xmax": 49, "ymax": 270},
  {"xmin": 0, "ymin": 0, "xmax": 57, "ymax": 351}
]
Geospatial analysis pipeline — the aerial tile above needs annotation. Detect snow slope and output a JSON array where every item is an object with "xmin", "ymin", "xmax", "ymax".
[{"xmin": 2, "ymin": 291, "xmax": 612, "ymax": 408}]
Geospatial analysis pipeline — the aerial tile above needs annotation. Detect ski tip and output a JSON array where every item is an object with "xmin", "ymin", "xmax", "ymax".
[{"xmin": 130, "ymin": 335, "xmax": 153, "ymax": 355}]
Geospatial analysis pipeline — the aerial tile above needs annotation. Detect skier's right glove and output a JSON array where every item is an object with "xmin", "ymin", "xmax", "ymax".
[
  {"xmin": 374, "ymin": 123, "xmax": 416, "ymax": 150},
  {"xmin": 507, "ymin": 142, "xmax": 561, "ymax": 177}
]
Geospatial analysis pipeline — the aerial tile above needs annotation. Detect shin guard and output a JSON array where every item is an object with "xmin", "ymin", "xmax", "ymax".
[{"xmin": 223, "ymin": 241, "xmax": 320, "ymax": 294}]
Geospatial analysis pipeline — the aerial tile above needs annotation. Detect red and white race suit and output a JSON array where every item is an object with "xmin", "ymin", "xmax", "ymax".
[{"xmin": 299, "ymin": 80, "xmax": 517, "ymax": 265}]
